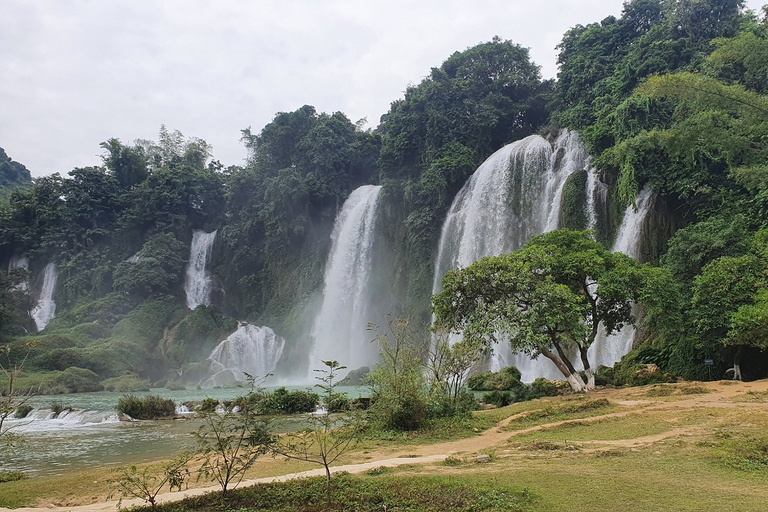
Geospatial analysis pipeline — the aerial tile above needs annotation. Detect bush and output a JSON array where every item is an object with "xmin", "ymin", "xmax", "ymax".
[
  {"xmin": 529, "ymin": 378, "xmax": 563, "ymax": 398},
  {"xmin": 198, "ymin": 398, "xmax": 219, "ymax": 413},
  {"xmin": 0, "ymin": 471, "xmax": 27, "ymax": 483},
  {"xmin": 102, "ymin": 373, "xmax": 151, "ymax": 392},
  {"xmin": 483, "ymin": 390, "xmax": 515, "ymax": 407},
  {"xmin": 13, "ymin": 404, "xmax": 33, "ymax": 419},
  {"xmin": 601, "ymin": 356, "xmax": 676, "ymax": 387},
  {"xmin": 467, "ymin": 366, "xmax": 526, "ymax": 392},
  {"xmin": 467, "ymin": 371, "xmax": 494, "ymax": 391},
  {"xmin": 258, "ymin": 387, "xmax": 319, "ymax": 414},
  {"xmin": 326, "ymin": 392, "xmax": 351, "ymax": 413},
  {"xmin": 42, "ymin": 367, "xmax": 103, "ymax": 394},
  {"xmin": 116, "ymin": 395, "xmax": 176, "ymax": 419}
]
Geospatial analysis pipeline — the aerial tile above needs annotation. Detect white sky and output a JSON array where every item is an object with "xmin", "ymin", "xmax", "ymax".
[{"xmin": 1, "ymin": 0, "xmax": 765, "ymax": 177}]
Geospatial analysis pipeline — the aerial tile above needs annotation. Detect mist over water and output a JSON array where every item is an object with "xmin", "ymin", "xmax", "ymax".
[
  {"xmin": 309, "ymin": 185, "xmax": 382, "ymax": 376},
  {"xmin": 202, "ymin": 323, "xmax": 286, "ymax": 387}
]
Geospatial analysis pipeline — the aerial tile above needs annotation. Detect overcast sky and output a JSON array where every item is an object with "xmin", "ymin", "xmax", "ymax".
[{"xmin": 1, "ymin": 1, "xmax": 764, "ymax": 177}]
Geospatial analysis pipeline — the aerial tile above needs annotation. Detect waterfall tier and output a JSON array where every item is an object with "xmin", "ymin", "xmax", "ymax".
[
  {"xmin": 31, "ymin": 262, "xmax": 58, "ymax": 332},
  {"xmin": 201, "ymin": 323, "xmax": 285, "ymax": 387},
  {"xmin": 8, "ymin": 255, "xmax": 29, "ymax": 291},
  {"xmin": 185, "ymin": 230, "xmax": 217, "ymax": 310},
  {"xmin": 309, "ymin": 184, "xmax": 382, "ymax": 375},
  {"xmin": 588, "ymin": 187, "xmax": 655, "ymax": 367},
  {"xmin": 432, "ymin": 130, "xmax": 592, "ymax": 380}
]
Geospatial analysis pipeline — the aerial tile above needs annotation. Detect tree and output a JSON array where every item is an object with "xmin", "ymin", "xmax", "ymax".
[
  {"xmin": 426, "ymin": 330, "xmax": 486, "ymax": 411},
  {"xmin": 108, "ymin": 454, "xmax": 190, "ymax": 510},
  {"xmin": 273, "ymin": 360, "xmax": 362, "ymax": 508},
  {"xmin": 432, "ymin": 229, "xmax": 676, "ymax": 392},
  {"xmin": 690, "ymin": 228, "xmax": 768, "ymax": 378},
  {"xmin": 367, "ymin": 316, "xmax": 430, "ymax": 430},
  {"xmin": 0, "ymin": 344, "xmax": 36, "ymax": 452},
  {"xmin": 194, "ymin": 398, "xmax": 273, "ymax": 496},
  {"xmin": 0, "ymin": 268, "xmax": 30, "ymax": 338}
]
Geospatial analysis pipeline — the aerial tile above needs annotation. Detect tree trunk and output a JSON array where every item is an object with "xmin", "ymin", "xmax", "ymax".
[
  {"xmin": 732, "ymin": 345, "xmax": 744, "ymax": 381},
  {"xmin": 324, "ymin": 463, "xmax": 332, "ymax": 508},
  {"xmin": 578, "ymin": 345, "xmax": 595, "ymax": 391},
  {"xmin": 541, "ymin": 348, "xmax": 586, "ymax": 392}
]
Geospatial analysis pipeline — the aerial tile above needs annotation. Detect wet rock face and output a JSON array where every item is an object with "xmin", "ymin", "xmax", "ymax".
[{"xmin": 559, "ymin": 169, "xmax": 589, "ymax": 231}]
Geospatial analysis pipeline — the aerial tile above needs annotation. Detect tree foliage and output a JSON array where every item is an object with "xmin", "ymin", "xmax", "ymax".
[{"xmin": 432, "ymin": 230, "xmax": 678, "ymax": 391}]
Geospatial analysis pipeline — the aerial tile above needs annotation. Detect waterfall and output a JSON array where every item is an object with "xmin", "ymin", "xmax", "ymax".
[
  {"xmin": 185, "ymin": 230, "xmax": 217, "ymax": 310},
  {"xmin": 432, "ymin": 130, "xmax": 586, "ymax": 381},
  {"xmin": 588, "ymin": 187, "xmax": 655, "ymax": 367},
  {"xmin": 8, "ymin": 255, "xmax": 29, "ymax": 291},
  {"xmin": 31, "ymin": 263, "xmax": 57, "ymax": 332},
  {"xmin": 201, "ymin": 323, "xmax": 285, "ymax": 387},
  {"xmin": 309, "ymin": 184, "xmax": 382, "ymax": 374}
]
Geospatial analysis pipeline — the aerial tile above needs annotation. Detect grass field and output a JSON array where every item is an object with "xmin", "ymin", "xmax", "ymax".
[{"xmin": 2, "ymin": 379, "xmax": 767, "ymax": 511}]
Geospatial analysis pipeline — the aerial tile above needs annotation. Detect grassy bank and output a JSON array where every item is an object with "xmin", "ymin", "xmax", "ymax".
[{"xmin": 2, "ymin": 380, "xmax": 768, "ymax": 511}]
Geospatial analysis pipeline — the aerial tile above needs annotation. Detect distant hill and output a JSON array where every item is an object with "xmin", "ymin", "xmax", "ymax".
[{"xmin": 0, "ymin": 146, "xmax": 32, "ymax": 193}]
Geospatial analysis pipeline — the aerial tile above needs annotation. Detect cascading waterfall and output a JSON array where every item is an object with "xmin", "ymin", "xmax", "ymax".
[
  {"xmin": 309, "ymin": 185, "xmax": 382, "ymax": 374},
  {"xmin": 201, "ymin": 323, "xmax": 285, "ymax": 387},
  {"xmin": 185, "ymin": 230, "xmax": 217, "ymax": 309},
  {"xmin": 31, "ymin": 262, "xmax": 58, "ymax": 332},
  {"xmin": 588, "ymin": 187, "xmax": 655, "ymax": 367},
  {"xmin": 8, "ymin": 255, "xmax": 29, "ymax": 291},
  {"xmin": 432, "ymin": 130, "xmax": 587, "ymax": 381}
]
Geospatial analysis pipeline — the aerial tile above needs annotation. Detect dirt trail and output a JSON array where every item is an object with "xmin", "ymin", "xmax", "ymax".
[{"xmin": 4, "ymin": 379, "xmax": 767, "ymax": 512}]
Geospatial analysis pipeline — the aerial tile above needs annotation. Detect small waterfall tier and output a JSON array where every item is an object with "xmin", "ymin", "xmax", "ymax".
[
  {"xmin": 8, "ymin": 255, "xmax": 29, "ymax": 291},
  {"xmin": 309, "ymin": 184, "xmax": 382, "ymax": 375},
  {"xmin": 185, "ymin": 230, "xmax": 217, "ymax": 309},
  {"xmin": 201, "ymin": 323, "xmax": 285, "ymax": 387},
  {"xmin": 588, "ymin": 187, "xmax": 655, "ymax": 367},
  {"xmin": 432, "ymin": 130, "xmax": 593, "ymax": 381},
  {"xmin": 31, "ymin": 262, "xmax": 58, "ymax": 332}
]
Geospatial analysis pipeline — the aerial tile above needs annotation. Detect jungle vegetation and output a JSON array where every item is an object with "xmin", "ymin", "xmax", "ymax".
[{"xmin": 0, "ymin": 0, "xmax": 766, "ymax": 392}]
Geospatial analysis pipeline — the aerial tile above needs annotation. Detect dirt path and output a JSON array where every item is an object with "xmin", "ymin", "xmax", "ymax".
[{"xmin": 4, "ymin": 379, "xmax": 767, "ymax": 512}]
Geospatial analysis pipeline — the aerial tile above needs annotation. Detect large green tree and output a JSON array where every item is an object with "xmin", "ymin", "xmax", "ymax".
[{"xmin": 432, "ymin": 230, "xmax": 677, "ymax": 391}]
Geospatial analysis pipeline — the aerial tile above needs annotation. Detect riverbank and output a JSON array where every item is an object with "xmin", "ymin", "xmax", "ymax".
[{"xmin": 3, "ymin": 379, "xmax": 768, "ymax": 511}]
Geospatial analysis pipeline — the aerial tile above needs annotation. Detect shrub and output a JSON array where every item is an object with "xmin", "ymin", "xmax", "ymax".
[
  {"xmin": 467, "ymin": 366, "xmax": 526, "ymax": 392},
  {"xmin": 529, "ymin": 378, "xmax": 562, "ymax": 398},
  {"xmin": 49, "ymin": 400, "xmax": 70, "ymax": 416},
  {"xmin": 467, "ymin": 371, "xmax": 495, "ymax": 391},
  {"xmin": 102, "ymin": 373, "xmax": 151, "ymax": 392},
  {"xmin": 165, "ymin": 380, "xmax": 186, "ymax": 391},
  {"xmin": 13, "ymin": 405, "xmax": 33, "ymax": 419},
  {"xmin": 483, "ymin": 390, "xmax": 515, "ymax": 407},
  {"xmin": 0, "ymin": 470, "xmax": 27, "ymax": 483},
  {"xmin": 326, "ymin": 391, "xmax": 351, "ymax": 413},
  {"xmin": 258, "ymin": 387, "xmax": 319, "ymax": 414},
  {"xmin": 42, "ymin": 367, "xmax": 103, "ymax": 394},
  {"xmin": 199, "ymin": 398, "xmax": 219, "ymax": 413},
  {"xmin": 116, "ymin": 395, "xmax": 176, "ymax": 419}
]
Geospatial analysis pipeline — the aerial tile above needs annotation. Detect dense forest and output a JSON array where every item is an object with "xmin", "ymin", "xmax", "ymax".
[{"xmin": 1, "ymin": 0, "xmax": 766, "ymax": 393}]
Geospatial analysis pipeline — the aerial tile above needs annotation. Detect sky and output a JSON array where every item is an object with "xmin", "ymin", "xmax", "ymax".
[{"xmin": 1, "ymin": 0, "xmax": 765, "ymax": 177}]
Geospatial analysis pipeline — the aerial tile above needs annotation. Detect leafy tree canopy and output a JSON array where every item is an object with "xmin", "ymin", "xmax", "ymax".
[{"xmin": 432, "ymin": 230, "xmax": 678, "ymax": 391}]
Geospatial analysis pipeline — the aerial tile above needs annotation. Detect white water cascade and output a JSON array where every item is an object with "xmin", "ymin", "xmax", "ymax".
[
  {"xmin": 588, "ymin": 187, "xmax": 655, "ymax": 367},
  {"xmin": 8, "ymin": 255, "xmax": 29, "ymax": 291},
  {"xmin": 185, "ymin": 230, "xmax": 217, "ymax": 309},
  {"xmin": 309, "ymin": 185, "xmax": 382, "ymax": 374},
  {"xmin": 433, "ymin": 130, "xmax": 591, "ymax": 381},
  {"xmin": 201, "ymin": 323, "xmax": 286, "ymax": 387},
  {"xmin": 31, "ymin": 263, "xmax": 58, "ymax": 332}
]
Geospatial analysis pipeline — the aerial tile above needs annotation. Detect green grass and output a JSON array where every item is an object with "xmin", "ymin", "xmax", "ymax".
[
  {"xmin": 502, "ymin": 397, "xmax": 616, "ymax": 430},
  {"xmin": 508, "ymin": 413, "xmax": 671, "ymax": 443},
  {"xmin": 152, "ymin": 472, "xmax": 536, "ymax": 512}
]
